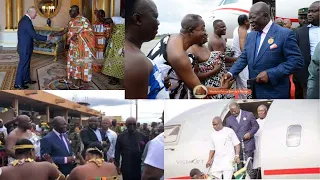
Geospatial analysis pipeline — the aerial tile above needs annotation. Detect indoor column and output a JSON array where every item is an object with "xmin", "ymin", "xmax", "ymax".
[
  {"xmin": 16, "ymin": 0, "xmax": 23, "ymax": 29},
  {"xmin": 5, "ymin": 0, "xmax": 13, "ymax": 29}
]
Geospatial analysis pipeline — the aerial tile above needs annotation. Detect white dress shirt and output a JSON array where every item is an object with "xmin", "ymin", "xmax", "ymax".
[
  {"xmin": 228, "ymin": 21, "xmax": 272, "ymax": 77},
  {"xmin": 26, "ymin": 14, "xmax": 32, "ymax": 20},
  {"xmin": 236, "ymin": 110, "xmax": 242, "ymax": 123},
  {"xmin": 257, "ymin": 20, "xmax": 273, "ymax": 55},
  {"xmin": 91, "ymin": 128, "xmax": 103, "ymax": 143},
  {"xmin": 53, "ymin": 129, "xmax": 71, "ymax": 164},
  {"xmin": 253, "ymin": 118, "xmax": 265, "ymax": 169},
  {"xmin": 308, "ymin": 24, "xmax": 320, "ymax": 56},
  {"xmin": 0, "ymin": 126, "xmax": 8, "ymax": 138},
  {"xmin": 144, "ymin": 133, "xmax": 164, "ymax": 180},
  {"xmin": 105, "ymin": 129, "xmax": 117, "ymax": 160}
]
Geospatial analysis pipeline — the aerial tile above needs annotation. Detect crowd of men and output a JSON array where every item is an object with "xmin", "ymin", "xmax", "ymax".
[
  {"xmin": 190, "ymin": 102, "xmax": 268, "ymax": 179},
  {"xmin": 0, "ymin": 112, "xmax": 164, "ymax": 180},
  {"xmin": 125, "ymin": 0, "xmax": 319, "ymax": 99}
]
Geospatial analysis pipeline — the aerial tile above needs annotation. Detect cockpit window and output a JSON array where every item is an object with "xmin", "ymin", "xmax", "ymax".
[
  {"xmin": 223, "ymin": 0, "xmax": 239, "ymax": 5},
  {"xmin": 164, "ymin": 125, "xmax": 180, "ymax": 143},
  {"xmin": 218, "ymin": 0, "xmax": 225, "ymax": 6}
]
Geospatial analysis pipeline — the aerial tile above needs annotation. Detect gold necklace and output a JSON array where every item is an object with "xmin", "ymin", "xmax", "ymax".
[
  {"xmin": 10, "ymin": 158, "xmax": 35, "ymax": 167},
  {"xmin": 87, "ymin": 158, "xmax": 105, "ymax": 167}
]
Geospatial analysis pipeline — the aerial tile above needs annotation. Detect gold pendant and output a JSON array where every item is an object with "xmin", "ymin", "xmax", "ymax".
[{"xmin": 268, "ymin": 38, "xmax": 274, "ymax": 44}]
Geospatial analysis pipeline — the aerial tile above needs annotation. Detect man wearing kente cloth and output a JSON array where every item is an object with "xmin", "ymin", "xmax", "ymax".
[
  {"xmin": 52, "ymin": 5, "xmax": 96, "ymax": 89},
  {"xmin": 67, "ymin": 142, "xmax": 118, "ymax": 180},
  {"xmin": 0, "ymin": 139, "xmax": 65, "ymax": 180}
]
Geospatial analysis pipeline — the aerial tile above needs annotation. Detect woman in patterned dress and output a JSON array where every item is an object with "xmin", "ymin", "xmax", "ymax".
[
  {"xmin": 102, "ymin": 10, "xmax": 125, "ymax": 85},
  {"xmin": 187, "ymin": 38, "xmax": 235, "ymax": 99}
]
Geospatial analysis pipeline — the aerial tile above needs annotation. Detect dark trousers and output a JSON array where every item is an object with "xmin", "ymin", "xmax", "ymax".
[
  {"xmin": 15, "ymin": 53, "xmax": 32, "ymax": 85},
  {"xmin": 293, "ymin": 80, "xmax": 307, "ymax": 99},
  {"xmin": 122, "ymin": 172, "xmax": 140, "ymax": 180}
]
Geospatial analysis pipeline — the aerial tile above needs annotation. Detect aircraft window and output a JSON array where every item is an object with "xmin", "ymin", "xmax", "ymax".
[
  {"xmin": 164, "ymin": 125, "xmax": 180, "ymax": 143},
  {"xmin": 286, "ymin": 125, "xmax": 302, "ymax": 147},
  {"xmin": 223, "ymin": 0, "xmax": 239, "ymax": 5}
]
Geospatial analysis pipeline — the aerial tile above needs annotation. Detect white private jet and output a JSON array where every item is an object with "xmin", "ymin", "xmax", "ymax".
[
  {"xmin": 202, "ymin": 0, "xmax": 314, "ymax": 40},
  {"xmin": 164, "ymin": 99, "xmax": 320, "ymax": 179}
]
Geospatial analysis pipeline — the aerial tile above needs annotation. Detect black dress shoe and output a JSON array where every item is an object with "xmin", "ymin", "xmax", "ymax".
[
  {"xmin": 14, "ymin": 85, "xmax": 29, "ymax": 89},
  {"xmin": 24, "ymin": 80, "xmax": 37, "ymax": 84}
]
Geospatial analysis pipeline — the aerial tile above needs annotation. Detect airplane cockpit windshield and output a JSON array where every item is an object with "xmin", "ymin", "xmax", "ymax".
[
  {"xmin": 164, "ymin": 125, "xmax": 181, "ymax": 144},
  {"xmin": 218, "ymin": 0, "xmax": 240, "ymax": 6}
]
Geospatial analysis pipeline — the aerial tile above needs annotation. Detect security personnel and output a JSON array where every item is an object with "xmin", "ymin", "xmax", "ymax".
[{"xmin": 293, "ymin": 8, "xmax": 308, "ymax": 31}]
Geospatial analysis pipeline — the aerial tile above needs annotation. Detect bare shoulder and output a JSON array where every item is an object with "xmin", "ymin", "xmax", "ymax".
[
  {"xmin": 166, "ymin": 35, "xmax": 187, "ymax": 63},
  {"xmin": 105, "ymin": 163, "xmax": 118, "ymax": 175},
  {"xmin": 125, "ymin": 49, "xmax": 153, "ymax": 71},
  {"xmin": 68, "ymin": 166, "xmax": 83, "ymax": 179},
  {"xmin": 7, "ymin": 130, "xmax": 17, "ymax": 139}
]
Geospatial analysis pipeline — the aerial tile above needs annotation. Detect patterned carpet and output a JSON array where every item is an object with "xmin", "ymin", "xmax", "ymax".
[{"xmin": 0, "ymin": 50, "xmax": 124, "ymax": 90}]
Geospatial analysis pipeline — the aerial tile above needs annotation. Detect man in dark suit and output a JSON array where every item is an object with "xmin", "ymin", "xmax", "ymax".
[
  {"xmin": 40, "ymin": 116, "xmax": 76, "ymax": 176},
  {"xmin": 225, "ymin": 2, "xmax": 304, "ymax": 99},
  {"xmin": 294, "ymin": 1, "xmax": 320, "ymax": 99},
  {"xmin": 80, "ymin": 117, "xmax": 110, "ymax": 158},
  {"xmin": 225, "ymin": 102, "xmax": 259, "ymax": 171},
  {"xmin": 115, "ymin": 117, "xmax": 149, "ymax": 180},
  {"xmin": 15, "ymin": 6, "xmax": 52, "ymax": 89}
]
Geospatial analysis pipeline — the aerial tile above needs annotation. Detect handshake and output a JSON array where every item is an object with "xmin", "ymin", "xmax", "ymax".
[{"xmin": 46, "ymin": 32, "xmax": 60, "ymax": 41}]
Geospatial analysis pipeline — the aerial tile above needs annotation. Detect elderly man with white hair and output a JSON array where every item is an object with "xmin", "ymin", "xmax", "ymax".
[
  {"xmin": 15, "ymin": 6, "xmax": 52, "ymax": 89},
  {"xmin": 253, "ymin": 104, "xmax": 268, "ymax": 178}
]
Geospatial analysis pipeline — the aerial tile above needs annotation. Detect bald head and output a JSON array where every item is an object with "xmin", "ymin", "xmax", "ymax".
[
  {"xmin": 249, "ymin": 2, "xmax": 271, "ymax": 31},
  {"xmin": 257, "ymin": 104, "xmax": 268, "ymax": 119},
  {"xmin": 180, "ymin": 14, "xmax": 204, "ymax": 33},
  {"xmin": 229, "ymin": 102, "xmax": 240, "ymax": 117},
  {"xmin": 101, "ymin": 117, "xmax": 112, "ymax": 130},
  {"xmin": 127, "ymin": 0, "xmax": 157, "ymax": 26},
  {"xmin": 69, "ymin": 5, "xmax": 80, "ymax": 18},
  {"xmin": 126, "ymin": 117, "xmax": 137, "ymax": 133},
  {"xmin": 17, "ymin": 115, "xmax": 32, "ymax": 130},
  {"xmin": 88, "ymin": 116, "xmax": 99, "ymax": 130},
  {"xmin": 126, "ymin": 117, "xmax": 137, "ymax": 124},
  {"xmin": 308, "ymin": 1, "xmax": 320, "ymax": 26},
  {"xmin": 283, "ymin": 19, "xmax": 292, "ymax": 27},
  {"xmin": 251, "ymin": 2, "xmax": 270, "ymax": 16},
  {"xmin": 27, "ymin": 6, "xmax": 37, "ymax": 19},
  {"xmin": 51, "ymin": 116, "xmax": 67, "ymax": 133},
  {"xmin": 212, "ymin": 116, "xmax": 223, "ymax": 131},
  {"xmin": 275, "ymin": 18, "xmax": 284, "ymax": 26},
  {"xmin": 126, "ymin": 0, "xmax": 159, "ymax": 43}
]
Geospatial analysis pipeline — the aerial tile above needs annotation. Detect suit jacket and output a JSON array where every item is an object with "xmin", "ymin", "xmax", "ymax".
[
  {"xmin": 40, "ymin": 131, "xmax": 75, "ymax": 176},
  {"xmin": 307, "ymin": 42, "xmax": 320, "ymax": 99},
  {"xmin": 230, "ymin": 23, "xmax": 304, "ymax": 99},
  {"xmin": 225, "ymin": 110, "xmax": 259, "ymax": 152},
  {"xmin": 294, "ymin": 25, "xmax": 312, "ymax": 87},
  {"xmin": 80, "ymin": 127, "xmax": 110, "ymax": 155},
  {"xmin": 17, "ymin": 15, "xmax": 47, "ymax": 55}
]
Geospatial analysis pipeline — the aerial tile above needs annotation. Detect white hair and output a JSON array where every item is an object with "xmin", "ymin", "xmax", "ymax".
[
  {"xmin": 27, "ymin": 6, "xmax": 36, "ymax": 13},
  {"xmin": 257, "ymin": 104, "xmax": 268, "ymax": 111}
]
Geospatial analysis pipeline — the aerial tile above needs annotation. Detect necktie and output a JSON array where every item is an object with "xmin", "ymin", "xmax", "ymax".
[
  {"xmin": 60, "ymin": 134, "xmax": 69, "ymax": 152},
  {"xmin": 255, "ymin": 31, "xmax": 263, "ymax": 57}
]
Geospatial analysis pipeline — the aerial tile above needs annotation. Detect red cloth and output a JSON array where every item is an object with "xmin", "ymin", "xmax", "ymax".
[{"xmin": 290, "ymin": 75, "xmax": 295, "ymax": 99}]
